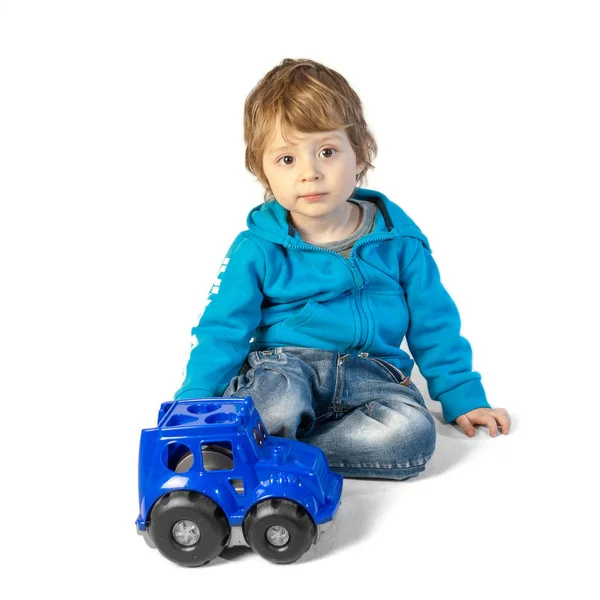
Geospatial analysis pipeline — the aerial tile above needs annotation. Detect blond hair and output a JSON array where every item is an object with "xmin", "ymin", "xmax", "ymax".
[{"xmin": 243, "ymin": 58, "xmax": 378, "ymax": 201}]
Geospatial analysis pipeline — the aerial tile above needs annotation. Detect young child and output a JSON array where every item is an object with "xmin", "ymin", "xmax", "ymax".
[{"xmin": 174, "ymin": 58, "xmax": 511, "ymax": 480}]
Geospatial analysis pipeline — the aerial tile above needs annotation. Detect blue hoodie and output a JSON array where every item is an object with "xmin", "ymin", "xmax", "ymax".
[{"xmin": 175, "ymin": 187, "xmax": 490, "ymax": 423}]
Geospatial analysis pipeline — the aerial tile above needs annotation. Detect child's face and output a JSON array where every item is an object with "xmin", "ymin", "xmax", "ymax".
[{"xmin": 262, "ymin": 120, "xmax": 364, "ymax": 224}]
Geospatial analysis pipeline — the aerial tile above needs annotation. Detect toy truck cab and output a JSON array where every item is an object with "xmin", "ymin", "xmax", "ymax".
[{"xmin": 136, "ymin": 396, "xmax": 343, "ymax": 566}]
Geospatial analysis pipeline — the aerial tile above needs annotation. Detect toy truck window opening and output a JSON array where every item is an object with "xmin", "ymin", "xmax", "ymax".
[
  {"xmin": 201, "ymin": 442, "xmax": 234, "ymax": 471},
  {"xmin": 163, "ymin": 441, "xmax": 194, "ymax": 473},
  {"xmin": 229, "ymin": 479, "xmax": 245, "ymax": 495}
]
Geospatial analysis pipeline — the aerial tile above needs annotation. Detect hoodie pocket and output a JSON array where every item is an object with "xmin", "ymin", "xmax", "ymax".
[
  {"xmin": 279, "ymin": 300, "xmax": 320, "ymax": 332},
  {"xmin": 367, "ymin": 290, "xmax": 408, "ymax": 346}
]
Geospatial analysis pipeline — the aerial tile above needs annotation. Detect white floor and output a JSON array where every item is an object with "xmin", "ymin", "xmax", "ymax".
[
  {"xmin": 15, "ymin": 368, "xmax": 592, "ymax": 600},
  {"xmin": 120, "ymin": 395, "xmax": 594, "ymax": 600}
]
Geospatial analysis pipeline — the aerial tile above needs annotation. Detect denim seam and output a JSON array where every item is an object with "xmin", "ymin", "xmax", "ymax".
[
  {"xmin": 338, "ymin": 355, "xmax": 347, "ymax": 413},
  {"xmin": 330, "ymin": 461, "xmax": 428, "ymax": 470},
  {"xmin": 332, "ymin": 354, "xmax": 342, "ymax": 413},
  {"xmin": 332, "ymin": 353, "xmax": 348, "ymax": 413}
]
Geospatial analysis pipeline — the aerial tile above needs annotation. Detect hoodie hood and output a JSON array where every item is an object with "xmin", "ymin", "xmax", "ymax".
[{"xmin": 246, "ymin": 187, "xmax": 431, "ymax": 251}]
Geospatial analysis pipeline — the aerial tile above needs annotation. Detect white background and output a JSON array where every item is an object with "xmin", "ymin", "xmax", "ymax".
[{"xmin": 1, "ymin": 1, "xmax": 598, "ymax": 598}]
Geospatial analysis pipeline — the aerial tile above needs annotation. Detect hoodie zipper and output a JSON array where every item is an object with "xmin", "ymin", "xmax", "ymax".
[
  {"xmin": 288, "ymin": 232, "xmax": 397, "ymax": 354},
  {"xmin": 348, "ymin": 257, "xmax": 366, "ymax": 347}
]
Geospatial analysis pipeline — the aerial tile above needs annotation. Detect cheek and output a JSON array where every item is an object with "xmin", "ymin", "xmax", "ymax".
[
  {"xmin": 263, "ymin": 167, "xmax": 281, "ymax": 189},
  {"xmin": 268, "ymin": 171, "xmax": 286, "ymax": 188},
  {"xmin": 340, "ymin": 162, "xmax": 358, "ymax": 183}
]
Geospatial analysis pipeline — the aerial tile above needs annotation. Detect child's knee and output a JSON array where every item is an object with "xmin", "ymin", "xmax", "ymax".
[
  {"xmin": 262, "ymin": 404, "xmax": 316, "ymax": 439},
  {"xmin": 224, "ymin": 362, "xmax": 314, "ymax": 439},
  {"xmin": 368, "ymin": 402, "xmax": 436, "ymax": 465}
]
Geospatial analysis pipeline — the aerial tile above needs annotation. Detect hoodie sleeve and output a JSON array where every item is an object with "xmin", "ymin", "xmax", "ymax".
[
  {"xmin": 399, "ymin": 238, "xmax": 490, "ymax": 423},
  {"xmin": 173, "ymin": 232, "xmax": 265, "ymax": 400}
]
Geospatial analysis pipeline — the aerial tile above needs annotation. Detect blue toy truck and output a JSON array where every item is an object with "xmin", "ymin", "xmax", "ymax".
[{"xmin": 136, "ymin": 396, "xmax": 343, "ymax": 566}]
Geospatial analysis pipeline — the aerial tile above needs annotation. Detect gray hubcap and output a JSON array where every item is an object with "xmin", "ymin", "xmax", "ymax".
[
  {"xmin": 266, "ymin": 525, "xmax": 290, "ymax": 547},
  {"xmin": 172, "ymin": 520, "xmax": 200, "ymax": 546}
]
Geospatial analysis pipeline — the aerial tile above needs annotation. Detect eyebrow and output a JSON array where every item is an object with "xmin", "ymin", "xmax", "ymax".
[{"xmin": 268, "ymin": 133, "xmax": 345, "ymax": 155}]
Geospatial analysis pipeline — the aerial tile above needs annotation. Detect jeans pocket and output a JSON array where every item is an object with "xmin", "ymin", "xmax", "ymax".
[{"xmin": 362, "ymin": 355, "xmax": 410, "ymax": 386}]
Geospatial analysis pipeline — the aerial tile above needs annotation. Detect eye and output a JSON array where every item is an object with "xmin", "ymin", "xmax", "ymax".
[
  {"xmin": 320, "ymin": 147, "xmax": 336, "ymax": 159},
  {"xmin": 276, "ymin": 147, "xmax": 337, "ymax": 166}
]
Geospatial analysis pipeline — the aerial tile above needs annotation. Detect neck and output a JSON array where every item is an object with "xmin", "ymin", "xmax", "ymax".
[{"xmin": 292, "ymin": 201, "xmax": 361, "ymax": 245}]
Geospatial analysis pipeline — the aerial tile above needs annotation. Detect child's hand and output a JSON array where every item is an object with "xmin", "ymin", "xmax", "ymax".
[{"xmin": 455, "ymin": 407, "xmax": 511, "ymax": 437}]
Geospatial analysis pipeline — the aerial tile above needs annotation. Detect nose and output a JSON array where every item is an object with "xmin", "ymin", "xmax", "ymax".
[{"xmin": 298, "ymin": 157, "xmax": 321, "ymax": 182}]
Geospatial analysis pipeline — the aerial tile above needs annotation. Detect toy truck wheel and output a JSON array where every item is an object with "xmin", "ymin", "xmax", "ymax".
[
  {"xmin": 243, "ymin": 498, "xmax": 317, "ymax": 564},
  {"xmin": 149, "ymin": 490, "xmax": 230, "ymax": 567}
]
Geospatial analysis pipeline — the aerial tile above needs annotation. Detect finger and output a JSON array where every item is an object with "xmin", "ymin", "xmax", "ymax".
[
  {"xmin": 494, "ymin": 409, "xmax": 511, "ymax": 435},
  {"xmin": 471, "ymin": 412, "xmax": 498, "ymax": 437},
  {"xmin": 484, "ymin": 414, "xmax": 499, "ymax": 437},
  {"xmin": 456, "ymin": 415, "xmax": 476, "ymax": 437}
]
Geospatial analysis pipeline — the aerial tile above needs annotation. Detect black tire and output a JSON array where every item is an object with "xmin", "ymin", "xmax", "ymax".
[
  {"xmin": 243, "ymin": 498, "xmax": 317, "ymax": 564},
  {"xmin": 149, "ymin": 491, "xmax": 230, "ymax": 567}
]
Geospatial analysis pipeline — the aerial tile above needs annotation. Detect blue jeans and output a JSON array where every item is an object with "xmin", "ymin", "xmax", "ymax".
[{"xmin": 224, "ymin": 347, "xmax": 436, "ymax": 481}]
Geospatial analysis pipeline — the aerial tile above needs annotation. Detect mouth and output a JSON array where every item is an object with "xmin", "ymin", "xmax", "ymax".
[{"xmin": 300, "ymin": 193, "xmax": 326, "ymax": 202}]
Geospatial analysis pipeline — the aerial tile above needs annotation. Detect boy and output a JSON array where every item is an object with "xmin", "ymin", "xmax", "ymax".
[{"xmin": 175, "ymin": 58, "xmax": 510, "ymax": 480}]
